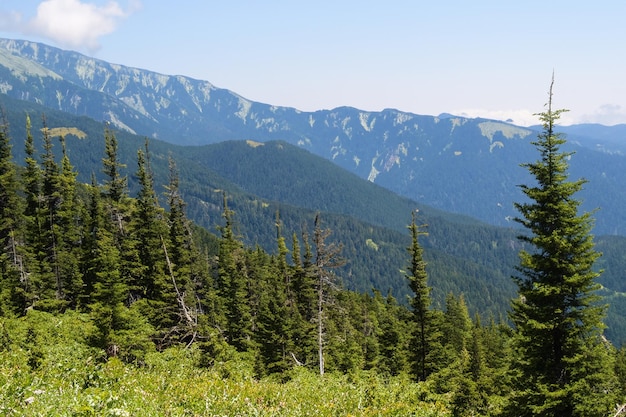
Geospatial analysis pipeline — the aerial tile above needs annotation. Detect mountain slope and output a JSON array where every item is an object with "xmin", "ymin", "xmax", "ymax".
[
  {"xmin": 2, "ymin": 38, "xmax": 626, "ymax": 235},
  {"xmin": 0, "ymin": 93, "xmax": 516, "ymax": 315},
  {"xmin": 4, "ymin": 93, "xmax": 626, "ymax": 343},
  {"xmin": 556, "ymin": 124, "xmax": 626, "ymax": 155}
]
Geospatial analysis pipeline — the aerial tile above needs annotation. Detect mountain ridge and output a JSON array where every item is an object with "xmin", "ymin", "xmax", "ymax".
[{"xmin": 1, "ymin": 37, "xmax": 626, "ymax": 235}]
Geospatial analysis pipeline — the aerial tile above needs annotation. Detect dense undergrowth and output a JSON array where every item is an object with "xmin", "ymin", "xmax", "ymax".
[{"xmin": 0, "ymin": 310, "xmax": 453, "ymax": 417}]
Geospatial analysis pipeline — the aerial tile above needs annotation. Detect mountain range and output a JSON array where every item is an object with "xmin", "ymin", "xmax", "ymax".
[
  {"xmin": 2, "ymin": 38, "xmax": 626, "ymax": 342},
  {"xmin": 1, "ymin": 38, "xmax": 626, "ymax": 235}
]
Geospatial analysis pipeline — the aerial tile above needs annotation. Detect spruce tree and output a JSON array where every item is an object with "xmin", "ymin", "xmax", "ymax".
[
  {"xmin": 507, "ymin": 78, "xmax": 618, "ymax": 416},
  {"xmin": 217, "ymin": 194, "xmax": 254, "ymax": 351},
  {"xmin": 55, "ymin": 136, "xmax": 84, "ymax": 308},
  {"xmin": 33, "ymin": 121, "xmax": 65, "ymax": 311},
  {"xmin": 130, "ymin": 141, "xmax": 175, "ymax": 335},
  {"xmin": 406, "ymin": 210, "xmax": 437, "ymax": 381},
  {"xmin": 21, "ymin": 115, "xmax": 42, "ymax": 308}
]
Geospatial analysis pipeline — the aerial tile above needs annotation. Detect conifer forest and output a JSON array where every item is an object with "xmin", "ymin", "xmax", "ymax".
[{"xmin": 1, "ymin": 93, "xmax": 626, "ymax": 416}]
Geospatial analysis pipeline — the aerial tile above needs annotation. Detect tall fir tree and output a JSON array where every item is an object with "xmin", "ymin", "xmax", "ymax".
[
  {"xmin": 54, "ymin": 136, "xmax": 84, "ymax": 308},
  {"xmin": 405, "ymin": 210, "xmax": 438, "ymax": 381},
  {"xmin": 80, "ymin": 174, "xmax": 106, "ymax": 307},
  {"xmin": 21, "ymin": 115, "xmax": 44, "ymax": 308},
  {"xmin": 217, "ymin": 194, "xmax": 255, "ymax": 351},
  {"xmin": 256, "ymin": 213, "xmax": 296, "ymax": 374},
  {"xmin": 130, "ymin": 141, "xmax": 175, "ymax": 336},
  {"xmin": 81, "ymin": 175, "xmax": 128, "ymax": 353},
  {"xmin": 33, "ymin": 120, "xmax": 66, "ymax": 311},
  {"xmin": 101, "ymin": 127, "xmax": 130, "ymax": 240},
  {"xmin": 376, "ymin": 291, "xmax": 411, "ymax": 376},
  {"xmin": 290, "ymin": 230, "xmax": 318, "ymax": 367},
  {"xmin": 442, "ymin": 293, "xmax": 472, "ymax": 358},
  {"xmin": 507, "ymin": 78, "xmax": 618, "ymax": 417},
  {"xmin": 102, "ymin": 127, "xmax": 127, "ymax": 204},
  {"xmin": 99, "ymin": 128, "xmax": 139, "ymax": 312}
]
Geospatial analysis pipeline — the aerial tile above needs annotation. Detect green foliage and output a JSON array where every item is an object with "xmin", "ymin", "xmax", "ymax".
[
  {"xmin": 177, "ymin": 137, "xmax": 522, "ymax": 321},
  {"xmin": 1, "ymin": 108, "xmax": 625, "ymax": 415},
  {"xmin": 0, "ymin": 96, "xmax": 582, "ymax": 339},
  {"xmin": 0, "ymin": 330, "xmax": 453, "ymax": 416},
  {"xmin": 0, "ymin": 122, "xmax": 26, "ymax": 315},
  {"xmin": 5, "ymin": 93, "xmax": 626, "ymax": 345},
  {"xmin": 508, "ymin": 82, "xmax": 619, "ymax": 416},
  {"xmin": 406, "ymin": 211, "xmax": 440, "ymax": 381}
]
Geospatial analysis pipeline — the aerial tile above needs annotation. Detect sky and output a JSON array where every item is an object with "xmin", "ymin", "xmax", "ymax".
[{"xmin": 0, "ymin": 1, "xmax": 625, "ymax": 126}]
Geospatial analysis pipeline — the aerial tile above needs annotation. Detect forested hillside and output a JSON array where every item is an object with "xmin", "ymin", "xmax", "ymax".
[
  {"xmin": 3, "ymin": 94, "xmax": 626, "ymax": 345},
  {"xmin": 0, "ymin": 94, "xmax": 521, "ymax": 320},
  {"xmin": 0, "ymin": 117, "xmax": 518, "ymax": 415},
  {"xmin": 1, "ymin": 109, "xmax": 626, "ymax": 415}
]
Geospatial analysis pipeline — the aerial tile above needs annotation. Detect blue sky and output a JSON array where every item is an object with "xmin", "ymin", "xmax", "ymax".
[{"xmin": 1, "ymin": 1, "xmax": 625, "ymax": 126}]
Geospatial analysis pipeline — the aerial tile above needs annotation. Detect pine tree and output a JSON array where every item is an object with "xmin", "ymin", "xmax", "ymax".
[
  {"xmin": 130, "ymin": 141, "xmax": 175, "ymax": 335},
  {"xmin": 21, "ymin": 116, "xmax": 42, "ymax": 307},
  {"xmin": 32, "ymin": 121, "xmax": 66, "ymax": 311},
  {"xmin": 405, "ymin": 210, "xmax": 437, "ymax": 381},
  {"xmin": 217, "ymin": 194, "xmax": 254, "ymax": 351},
  {"xmin": 507, "ymin": 78, "xmax": 618, "ymax": 416},
  {"xmin": 54, "ymin": 136, "xmax": 84, "ymax": 308}
]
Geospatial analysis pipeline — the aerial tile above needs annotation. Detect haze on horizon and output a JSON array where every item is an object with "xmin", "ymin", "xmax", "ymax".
[{"xmin": 1, "ymin": 0, "xmax": 625, "ymax": 127}]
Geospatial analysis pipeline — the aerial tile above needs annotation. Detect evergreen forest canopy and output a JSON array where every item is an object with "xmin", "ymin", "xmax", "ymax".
[
  {"xmin": 1, "ymin": 89, "xmax": 626, "ymax": 416},
  {"xmin": 3, "ymin": 92, "xmax": 626, "ymax": 348}
]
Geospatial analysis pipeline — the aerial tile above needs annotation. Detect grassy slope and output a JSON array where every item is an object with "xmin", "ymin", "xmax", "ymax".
[{"xmin": 0, "ymin": 311, "xmax": 452, "ymax": 417}]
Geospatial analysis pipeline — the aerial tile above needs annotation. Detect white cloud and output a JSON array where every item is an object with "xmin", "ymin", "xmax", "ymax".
[
  {"xmin": 450, "ymin": 106, "xmax": 626, "ymax": 127},
  {"xmin": 451, "ymin": 108, "xmax": 539, "ymax": 127},
  {"xmin": 577, "ymin": 104, "xmax": 626, "ymax": 126},
  {"xmin": 5, "ymin": 0, "xmax": 141, "ymax": 52}
]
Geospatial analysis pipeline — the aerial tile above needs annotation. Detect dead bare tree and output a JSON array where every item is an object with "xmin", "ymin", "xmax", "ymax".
[
  {"xmin": 161, "ymin": 235, "xmax": 198, "ymax": 346},
  {"xmin": 312, "ymin": 214, "xmax": 344, "ymax": 376}
]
